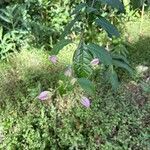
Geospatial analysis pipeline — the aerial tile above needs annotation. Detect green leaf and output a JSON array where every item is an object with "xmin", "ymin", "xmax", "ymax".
[
  {"xmin": 73, "ymin": 42, "xmax": 93, "ymax": 78},
  {"xmin": 95, "ymin": 17, "xmax": 120, "ymax": 38},
  {"xmin": 59, "ymin": 15, "xmax": 79, "ymax": 40},
  {"xmin": 99, "ymin": 0, "xmax": 125, "ymax": 12},
  {"xmin": 87, "ymin": 43, "xmax": 112, "ymax": 65},
  {"xmin": 0, "ymin": 13, "xmax": 11, "ymax": 24},
  {"xmin": 106, "ymin": 67, "xmax": 119, "ymax": 89},
  {"xmin": 78, "ymin": 78, "xmax": 95, "ymax": 95},
  {"xmin": 51, "ymin": 39, "xmax": 72, "ymax": 55},
  {"xmin": 113, "ymin": 44, "xmax": 129, "ymax": 57},
  {"xmin": 113, "ymin": 59, "xmax": 133, "ymax": 75},
  {"xmin": 112, "ymin": 54, "xmax": 130, "ymax": 65},
  {"xmin": 131, "ymin": 0, "xmax": 144, "ymax": 9},
  {"xmin": 86, "ymin": 6, "xmax": 98, "ymax": 14},
  {"xmin": 71, "ymin": 3, "xmax": 87, "ymax": 15}
]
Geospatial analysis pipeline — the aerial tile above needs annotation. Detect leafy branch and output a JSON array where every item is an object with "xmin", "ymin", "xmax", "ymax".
[{"xmin": 51, "ymin": 0, "xmax": 133, "ymax": 94}]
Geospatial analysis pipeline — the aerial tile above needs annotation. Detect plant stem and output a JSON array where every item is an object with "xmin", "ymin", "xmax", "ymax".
[
  {"xmin": 91, "ymin": 0, "xmax": 95, "ymax": 7},
  {"xmin": 140, "ymin": 2, "xmax": 145, "ymax": 35}
]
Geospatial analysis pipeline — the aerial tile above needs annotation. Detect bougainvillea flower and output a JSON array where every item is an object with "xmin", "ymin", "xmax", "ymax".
[
  {"xmin": 38, "ymin": 91, "xmax": 49, "ymax": 100},
  {"xmin": 81, "ymin": 97, "xmax": 91, "ymax": 108},
  {"xmin": 64, "ymin": 67, "xmax": 72, "ymax": 77},
  {"xmin": 90, "ymin": 58, "xmax": 99, "ymax": 66},
  {"xmin": 49, "ymin": 55, "xmax": 58, "ymax": 64}
]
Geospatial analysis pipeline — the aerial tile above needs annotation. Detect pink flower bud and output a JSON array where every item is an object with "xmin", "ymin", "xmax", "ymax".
[
  {"xmin": 49, "ymin": 55, "xmax": 58, "ymax": 64},
  {"xmin": 81, "ymin": 97, "xmax": 91, "ymax": 108},
  {"xmin": 38, "ymin": 91, "xmax": 49, "ymax": 101},
  {"xmin": 90, "ymin": 58, "xmax": 99, "ymax": 66}
]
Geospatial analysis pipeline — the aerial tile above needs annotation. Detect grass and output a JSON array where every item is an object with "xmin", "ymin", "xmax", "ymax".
[{"xmin": 0, "ymin": 13, "xmax": 150, "ymax": 149}]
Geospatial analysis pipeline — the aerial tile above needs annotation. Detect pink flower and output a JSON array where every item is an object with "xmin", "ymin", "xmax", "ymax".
[
  {"xmin": 38, "ymin": 91, "xmax": 49, "ymax": 100},
  {"xmin": 90, "ymin": 58, "xmax": 99, "ymax": 66},
  {"xmin": 81, "ymin": 97, "xmax": 91, "ymax": 108},
  {"xmin": 49, "ymin": 55, "xmax": 58, "ymax": 64},
  {"xmin": 64, "ymin": 67, "xmax": 72, "ymax": 77}
]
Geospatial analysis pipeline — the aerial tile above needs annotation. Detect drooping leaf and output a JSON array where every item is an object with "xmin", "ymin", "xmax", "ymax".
[
  {"xmin": 95, "ymin": 17, "xmax": 120, "ymax": 38},
  {"xmin": 87, "ymin": 43, "xmax": 112, "ymax": 65},
  {"xmin": 99, "ymin": 0, "xmax": 125, "ymax": 12},
  {"xmin": 78, "ymin": 78, "xmax": 95, "ymax": 95},
  {"xmin": 73, "ymin": 42, "xmax": 93, "ymax": 78},
  {"xmin": 113, "ymin": 59, "xmax": 133, "ymax": 75},
  {"xmin": 51, "ymin": 39, "xmax": 72, "ymax": 55}
]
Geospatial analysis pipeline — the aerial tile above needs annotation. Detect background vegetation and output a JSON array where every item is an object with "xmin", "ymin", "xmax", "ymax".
[{"xmin": 0, "ymin": 0, "xmax": 150, "ymax": 149}]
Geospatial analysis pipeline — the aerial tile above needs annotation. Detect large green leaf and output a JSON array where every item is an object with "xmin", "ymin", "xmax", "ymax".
[
  {"xmin": 87, "ymin": 43, "xmax": 112, "ymax": 65},
  {"xmin": 73, "ymin": 42, "xmax": 93, "ymax": 78},
  {"xmin": 99, "ymin": 0, "xmax": 125, "ymax": 12},
  {"xmin": 51, "ymin": 39, "xmax": 72, "ymax": 55},
  {"xmin": 78, "ymin": 78, "xmax": 95, "ymax": 95},
  {"xmin": 95, "ymin": 17, "xmax": 120, "ymax": 38}
]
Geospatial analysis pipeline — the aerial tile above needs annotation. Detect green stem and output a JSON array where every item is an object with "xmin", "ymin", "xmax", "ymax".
[
  {"xmin": 91, "ymin": 0, "xmax": 95, "ymax": 7},
  {"xmin": 140, "ymin": 2, "xmax": 145, "ymax": 34}
]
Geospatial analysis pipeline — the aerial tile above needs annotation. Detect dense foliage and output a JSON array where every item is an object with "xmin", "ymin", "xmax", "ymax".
[
  {"xmin": 0, "ymin": 0, "xmax": 150, "ymax": 149},
  {"xmin": 1, "ymin": 0, "xmax": 149, "ymax": 89}
]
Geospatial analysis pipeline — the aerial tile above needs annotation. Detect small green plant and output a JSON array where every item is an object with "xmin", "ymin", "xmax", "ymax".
[
  {"xmin": 0, "ymin": 4, "xmax": 27, "ymax": 31},
  {"xmin": 0, "ymin": 26, "xmax": 27, "ymax": 60},
  {"xmin": 0, "ymin": 26, "xmax": 15, "ymax": 60}
]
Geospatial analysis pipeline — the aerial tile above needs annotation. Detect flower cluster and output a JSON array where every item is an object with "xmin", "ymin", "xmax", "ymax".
[
  {"xmin": 37, "ymin": 55, "xmax": 99, "ymax": 108},
  {"xmin": 38, "ymin": 91, "xmax": 91, "ymax": 108}
]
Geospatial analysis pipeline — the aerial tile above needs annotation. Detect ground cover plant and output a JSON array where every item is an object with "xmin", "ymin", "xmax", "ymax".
[{"xmin": 0, "ymin": 0, "xmax": 150, "ymax": 149}]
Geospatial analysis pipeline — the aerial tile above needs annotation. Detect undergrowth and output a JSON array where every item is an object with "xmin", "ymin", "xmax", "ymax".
[{"xmin": 0, "ymin": 13, "xmax": 150, "ymax": 150}]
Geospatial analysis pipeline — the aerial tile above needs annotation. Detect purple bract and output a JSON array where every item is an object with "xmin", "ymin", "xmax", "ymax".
[
  {"xmin": 38, "ymin": 91, "xmax": 49, "ymax": 100},
  {"xmin": 90, "ymin": 58, "xmax": 99, "ymax": 66},
  {"xmin": 81, "ymin": 97, "xmax": 91, "ymax": 108},
  {"xmin": 49, "ymin": 55, "xmax": 58, "ymax": 64}
]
